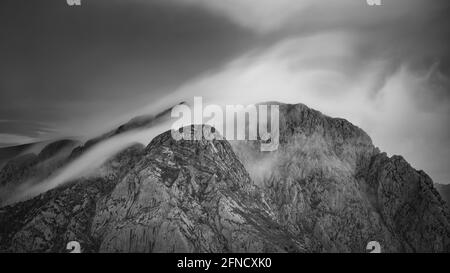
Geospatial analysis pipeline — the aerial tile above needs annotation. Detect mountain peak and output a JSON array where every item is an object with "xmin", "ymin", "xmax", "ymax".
[{"xmin": 0, "ymin": 103, "xmax": 448, "ymax": 252}]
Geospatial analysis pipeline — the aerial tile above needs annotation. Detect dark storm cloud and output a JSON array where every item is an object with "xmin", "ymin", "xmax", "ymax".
[
  {"xmin": 0, "ymin": 0, "xmax": 449, "ymax": 185},
  {"xmin": 159, "ymin": 0, "xmax": 450, "ymax": 184},
  {"xmin": 0, "ymin": 0, "xmax": 258, "ymax": 140}
]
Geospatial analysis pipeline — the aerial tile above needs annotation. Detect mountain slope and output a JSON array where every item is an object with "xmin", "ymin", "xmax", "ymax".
[
  {"xmin": 0, "ymin": 126, "xmax": 315, "ymax": 252},
  {"xmin": 0, "ymin": 140, "xmax": 79, "ymax": 204},
  {"xmin": 0, "ymin": 103, "xmax": 448, "ymax": 252},
  {"xmin": 0, "ymin": 105, "xmax": 178, "ymax": 205},
  {"xmin": 69, "ymin": 103, "xmax": 178, "ymax": 159},
  {"xmin": 231, "ymin": 103, "xmax": 450, "ymax": 252},
  {"xmin": 435, "ymin": 183, "xmax": 450, "ymax": 209},
  {"xmin": 0, "ymin": 144, "xmax": 145, "ymax": 252},
  {"xmin": 0, "ymin": 142, "xmax": 45, "ymax": 170}
]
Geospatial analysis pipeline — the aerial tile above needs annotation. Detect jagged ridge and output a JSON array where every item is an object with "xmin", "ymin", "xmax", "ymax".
[{"xmin": 0, "ymin": 103, "xmax": 449, "ymax": 252}]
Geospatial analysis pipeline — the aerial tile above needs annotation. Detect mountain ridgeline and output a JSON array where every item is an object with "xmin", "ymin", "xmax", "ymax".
[{"xmin": 0, "ymin": 103, "xmax": 448, "ymax": 252}]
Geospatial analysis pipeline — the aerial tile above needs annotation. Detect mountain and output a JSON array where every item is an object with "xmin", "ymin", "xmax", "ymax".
[
  {"xmin": 0, "ymin": 139, "xmax": 79, "ymax": 204},
  {"xmin": 435, "ymin": 184, "xmax": 450, "ymax": 209},
  {"xmin": 231, "ymin": 103, "xmax": 449, "ymax": 252},
  {"xmin": 0, "ymin": 104, "xmax": 177, "ymax": 204},
  {"xmin": 69, "ymin": 103, "xmax": 179, "ymax": 159},
  {"xmin": 0, "ymin": 144, "xmax": 144, "ymax": 252},
  {"xmin": 0, "ymin": 142, "xmax": 44, "ymax": 170},
  {"xmin": 0, "ymin": 126, "xmax": 317, "ymax": 252},
  {"xmin": 0, "ymin": 103, "xmax": 449, "ymax": 252}
]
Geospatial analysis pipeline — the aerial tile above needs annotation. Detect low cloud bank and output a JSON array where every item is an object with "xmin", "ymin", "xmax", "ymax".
[{"xmin": 3, "ymin": 121, "xmax": 171, "ymax": 206}]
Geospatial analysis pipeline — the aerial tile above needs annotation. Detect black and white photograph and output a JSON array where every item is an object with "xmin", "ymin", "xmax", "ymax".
[{"xmin": 0, "ymin": 0, "xmax": 449, "ymax": 260}]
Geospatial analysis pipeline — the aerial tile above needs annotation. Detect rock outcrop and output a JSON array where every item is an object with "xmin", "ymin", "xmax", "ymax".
[
  {"xmin": 231, "ymin": 103, "xmax": 450, "ymax": 252},
  {"xmin": 0, "ymin": 144, "xmax": 145, "ymax": 252},
  {"xmin": 0, "ymin": 126, "xmax": 315, "ymax": 252},
  {"xmin": 0, "ymin": 103, "xmax": 449, "ymax": 253}
]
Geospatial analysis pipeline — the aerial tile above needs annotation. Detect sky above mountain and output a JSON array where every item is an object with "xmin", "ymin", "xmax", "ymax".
[{"xmin": 0, "ymin": 0, "xmax": 449, "ymax": 183}]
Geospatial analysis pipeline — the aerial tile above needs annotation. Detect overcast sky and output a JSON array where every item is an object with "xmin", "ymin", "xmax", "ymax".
[{"xmin": 0, "ymin": 0, "xmax": 449, "ymax": 183}]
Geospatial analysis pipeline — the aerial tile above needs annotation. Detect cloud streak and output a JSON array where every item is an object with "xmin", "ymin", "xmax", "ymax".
[
  {"xmin": 5, "ymin": 30, "xmax": 450, "ymax": 204},
  {"xmin": 3, "ymin": 120, "xmax": 172, "ymax": 205},
  {"xmin": 0, "ymin": 134, "xmax": 39, "ymax": 147},
  {"xmin": 159, "ymin": 31, "xmax": 450, "ymax": 184},
  {"xmin": 1, "ymin": 0, "xmax": 450, "ymax": 205},
  {"xmin": 177, "ymin": 0, "xmax": 448, "ymax": 34}
]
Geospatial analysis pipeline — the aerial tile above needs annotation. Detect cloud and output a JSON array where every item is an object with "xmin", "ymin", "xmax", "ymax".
[
  {"xmin": 174, "ymin": 0, "xmax": 444, "ymax": 33},
  {"xmin": 177, "ymin": 0, "xmax": 315, "ymax": 33},
  {"xmin": 3, "ymin": 120, "xmax": 172, "ymax": 205},
  {"xmin": 0, "ymin": 133, "xmax": 38, "ymax": 147},
  {"xmin": 5, "ymin": 29, "xmax": 450, "ymax": 204},
  {"xmin": 3, "ymin": 0, "xmax": 450, "ymax": 204},
  {"xmin": 0, "ymin": 0, "xmax": 257, "ymax": 143},
  {"xmin": 162, "ymin": 31, "xmax": 450, "ymax": 183}
]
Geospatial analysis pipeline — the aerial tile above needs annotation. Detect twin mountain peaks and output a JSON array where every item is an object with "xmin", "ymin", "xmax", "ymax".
[{"xmin": 0, "ymin": 103, "xmax": 448, "ymax": 252}]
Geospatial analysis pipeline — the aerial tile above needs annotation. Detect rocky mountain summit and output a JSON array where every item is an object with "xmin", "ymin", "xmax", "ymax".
[
  {"xmin": 0, "ymin": 126, "xmax": 317, "ymax": 252},
  {"xmin": 0, "ymin": 103, "xmax": 449, "ymax": 252},
  {"xmin": 90, "ymin": 126, "xmax": 316, "ymax": 252},
  {"xmin": 231, "ymin": 103, "xmax": 449, "ymax": 252}
]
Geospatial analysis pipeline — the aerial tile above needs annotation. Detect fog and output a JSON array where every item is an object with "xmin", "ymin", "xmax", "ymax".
[
  {"xmin": 1, "ymin": 0, "xmax": 449, "ymax": 204},
  {"xmin": 158, "ymin": 32, "xmax": 450, "ymax": 184},
  {"xmin": 3, "ymin": 121, "xmax": 171, "ymax": 205}
]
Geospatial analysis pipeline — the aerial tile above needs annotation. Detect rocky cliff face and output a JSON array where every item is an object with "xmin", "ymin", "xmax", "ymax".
[
  {"xmin": 0, "ymin": 144, "xmax": 145, "ymax": 252},
  {"xmin": 435, "ymin": 184, "xmax": 450, "ymax": 210},
  {"xmin": 0, "ymin": 103, "xmax": 448, "ymax": 253},
  {"xmin": 0, "ymin": 126, "xmax": 316, "ymax": 252},
  {"xmin": 91, "ymin": 125, "xmax": 316, "ymax": 252},
  {"xmin": 231, "ymin": 103, "xmax": 450, "ymax": 252}
]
